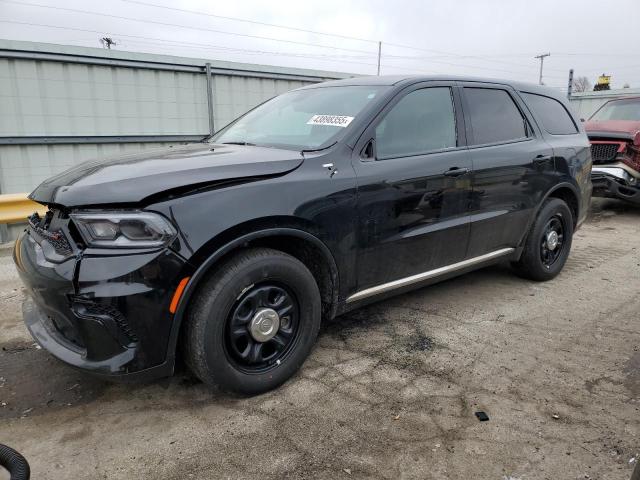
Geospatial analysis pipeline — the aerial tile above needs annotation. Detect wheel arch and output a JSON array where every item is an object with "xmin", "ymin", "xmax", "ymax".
[
  {"xmin": 542, "ymin": 183, "xmax": 580, "ymax": 227},
  {"xmin": 515, "ymin": 182, "xmax": 581, "ymax": 258},
  {"xmin": 165, "ymin": 220, "xmax": 340, "ymax": 364}
]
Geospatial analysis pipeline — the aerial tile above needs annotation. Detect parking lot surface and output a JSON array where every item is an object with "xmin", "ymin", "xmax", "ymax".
[{"xmin": 1, "ymin": 199, "xmax": 638, "ymax": 480}]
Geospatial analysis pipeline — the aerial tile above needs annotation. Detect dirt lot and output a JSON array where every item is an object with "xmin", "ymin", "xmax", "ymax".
[{"xmin": 1, "ymin": 198, "xmax": 638, "ymax": 480}]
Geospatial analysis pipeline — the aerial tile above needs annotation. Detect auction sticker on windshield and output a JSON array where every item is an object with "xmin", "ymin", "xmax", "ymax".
[{"xmin": 307, "ymin": 115, "xmax": 354, "ymax": 127}]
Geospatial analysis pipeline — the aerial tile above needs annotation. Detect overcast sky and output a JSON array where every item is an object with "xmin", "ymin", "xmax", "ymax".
[{"xmin": 2, "ymin": 0, "xmax": 640, "ymax": 90}]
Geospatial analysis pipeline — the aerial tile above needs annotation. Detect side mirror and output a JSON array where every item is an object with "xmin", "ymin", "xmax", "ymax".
[{"xmin": 361, "ymin": 139, "xmax": 376, "ymax": 160}]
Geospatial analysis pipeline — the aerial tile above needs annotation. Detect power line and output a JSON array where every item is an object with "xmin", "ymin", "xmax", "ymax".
[
  {"xmin": 120, "ymin": 0, "xmax": 378, "ymax": 45},
  {"xmin": 380, "ymin": 52, "xmax": 568, "ymax": 74},
  {"xmin": 119, "ymin": 0, "xmax": 568, "ymax": 75},
  {"xmin": 114, "ymin": 38, "xmax": 382, "ymax": 68},
  {"xmin": 554, "ymin": 52, "xmax": 640, "ymax": 57},
  {"xmin": 1, "ymin": 0, "xmax": 377, "ymax": 55},
  {"xmin": 123, "ymin": 0, "xmax": 571, "ymax": 75},
  {"xmin": 382, "ymin": 41, "xmax": 568, "ymax": 74},
  {"xmin": 1, "ymin": 19, "xmax": 574, "ymax": 81},
  {"xmin": 382, "ymin": 52, "xmax": 566, "ymax": 80},
  {"xmin": 1, "ymin": 3, "xmax": 613, "ymax": 82},
  {"xmin": 0, "ymin": 0, "xmax": 572, "ymax": 77},
  {"xmin": 0, "ymin": 20, "xmax": 382, "ymax": 67}
]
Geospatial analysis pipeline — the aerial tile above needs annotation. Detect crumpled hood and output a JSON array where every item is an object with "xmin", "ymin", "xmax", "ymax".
[
  {"xmin": 29, "ymin": 143, "xmax": 304, "ymax": 207},
  {"xmin": 585, "ymin": 120, "xmax": 640, "ymax": 138}
]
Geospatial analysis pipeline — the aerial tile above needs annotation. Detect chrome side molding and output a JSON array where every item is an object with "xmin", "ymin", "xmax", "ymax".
[{"xmin": 346, "ymin": 247, "xmax": 515, "ymax": 303}]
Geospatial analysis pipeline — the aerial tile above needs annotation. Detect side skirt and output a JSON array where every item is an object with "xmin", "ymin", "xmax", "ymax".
[{"xmin": 345, "ymin": 247, "xmax": 515, "ymax": 304}]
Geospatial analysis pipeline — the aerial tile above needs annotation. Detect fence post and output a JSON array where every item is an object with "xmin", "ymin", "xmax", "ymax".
[{"xmin": 205, "ymin": 63, "xmax": 215, "ymax": 136}]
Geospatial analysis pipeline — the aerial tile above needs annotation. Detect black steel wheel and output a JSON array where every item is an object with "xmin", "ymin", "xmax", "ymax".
[
  {"xmin": 512, "ymin": 198, "xmax": 574, "ymax": 281},
  {"xmin": 225, "ymin": 283, "xmax": 300, "ymax": 373},
  {"xmin": 184, "ymin": 247, "xmax": 321, "ymax": 395},
  {"xmin": 540, "ymin": 214, "xmax": 566, "ymax": 269}
]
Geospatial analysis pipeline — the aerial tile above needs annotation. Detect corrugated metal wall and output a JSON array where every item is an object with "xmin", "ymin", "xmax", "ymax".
[
  {"xmin": 212, "ymin": 75, "xmax": 310, "ymax": 129},
  {"xmin": 0, "ymin": 142, "xmax": 176, "ymax": 193},
  {"xmin": 0, "ymin": 59, "xmax": 209, "ymax": 137},
  {"xmin": 0, "ymin": 40, "xmax": 349, "ymax": 201},
  {"xmin": 568, "ymin": 88, "xmax": 640, "ymax": 119}
]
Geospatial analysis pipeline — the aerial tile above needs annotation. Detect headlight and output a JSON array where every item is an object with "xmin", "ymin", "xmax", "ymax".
[{"xmin": 70, "ymin": 211, "xmax": 177, "ymax": 248}]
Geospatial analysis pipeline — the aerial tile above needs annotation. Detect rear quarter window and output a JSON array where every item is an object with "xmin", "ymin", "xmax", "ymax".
[
  {"xmin": 464, "ymin": 88, "xmax": 529, "ymax": 145},
  {"xmin": 521, "ymin": 92, "xmax": 578, "ymax": 135}
]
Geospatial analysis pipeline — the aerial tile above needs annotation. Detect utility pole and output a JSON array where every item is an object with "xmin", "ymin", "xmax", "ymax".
[
  {"xmin": 534, "ymin": 52, "xmax": 550, "ymax": 85},
  {"xmin": 377, "ymin": 41, "xmax": 382, "ymax": 76},
  {"xmin": 567, "ymin": 68, "xmax": 574, "ymax": 98}
]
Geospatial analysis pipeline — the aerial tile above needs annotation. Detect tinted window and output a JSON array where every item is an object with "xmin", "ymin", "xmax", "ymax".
[
  {"xmin": 375, "ymin": 87, "xmax": 456, "ymax": 159},
  {"xmin": 465, "ymin": 88, "xmax": 528, "ymax": 145},
  {"xmin": 521, "ymin": 92, "xmax": 578, "ymax": 135}
]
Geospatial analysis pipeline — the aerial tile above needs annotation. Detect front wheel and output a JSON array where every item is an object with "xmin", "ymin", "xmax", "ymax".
[
  {"xmin": 511, "ymin": 198, "xmax": 574, "ymax": 281},
  {"xmin": 184, "ymin": 248, "xmax": 321, "ymax": 395}
]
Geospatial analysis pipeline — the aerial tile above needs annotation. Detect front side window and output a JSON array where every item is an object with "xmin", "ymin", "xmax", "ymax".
[
  {"xmin": 465, "ymin": 88, "xmax": 529, "ymax": 145},
  {"xmin": 375, "ymin": 87, "xmax": 457, "ymax": 160},
  {"xmin": 590, "ymin": 98, "xmax": 640, "ymax": 121},
  {"xmin": 212, "ymin": 85, "xmax": 388, "ymax": 151},
  {"xmin": 521, "ymin": 92, "xmax": 578, "ymax": 135}
]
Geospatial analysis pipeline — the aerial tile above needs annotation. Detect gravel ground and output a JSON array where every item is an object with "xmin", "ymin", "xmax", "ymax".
[{"xmin": 0, "ymin": 198, "xmax": 638, "ymax": 480}]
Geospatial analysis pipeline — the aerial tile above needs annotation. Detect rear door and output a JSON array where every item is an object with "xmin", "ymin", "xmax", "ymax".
[
  {"xmin": 460, "ymin": 84, "xmax": 555, "ymax": 258},
  {"xmin": 518, "ymin": 91, "xmax": 589, "ymax": 223},
  {"xmin": 351, "ymin": 83, "xmax": 472, "ymax": 291}
]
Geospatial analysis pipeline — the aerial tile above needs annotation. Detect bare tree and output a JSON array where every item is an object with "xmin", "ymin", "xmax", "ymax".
[{"xmin": 573, "ymin": 76, "xmax": 591, "ymax": 92}]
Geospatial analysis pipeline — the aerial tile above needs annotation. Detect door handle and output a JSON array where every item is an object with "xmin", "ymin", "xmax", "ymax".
[
  {"xmin": 443, "ymin": 167, "xmax": 470, "ymax": 177},
  {"xmin": 533, "ymin": 155, "xmax": 553, "ymax": 163}
]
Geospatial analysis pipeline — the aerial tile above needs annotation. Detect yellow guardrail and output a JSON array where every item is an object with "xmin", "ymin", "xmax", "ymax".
[{"xmin": 0, "ymin": 193, "xmax": 46, "ymax": 223}]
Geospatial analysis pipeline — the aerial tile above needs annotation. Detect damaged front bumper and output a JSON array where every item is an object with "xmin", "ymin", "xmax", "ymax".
[
  {"xmin": 591, "ymin": 166, "xmax": 640, "ymax": 204},
  {"xmin": 14, "ymin": 224, "xmax": 188, "ymax": 381}
]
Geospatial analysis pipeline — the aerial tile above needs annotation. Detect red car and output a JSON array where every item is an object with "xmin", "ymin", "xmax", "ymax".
[{"xmin": 586, "ymin": 97, "xmax": 640, "ymax": 204}]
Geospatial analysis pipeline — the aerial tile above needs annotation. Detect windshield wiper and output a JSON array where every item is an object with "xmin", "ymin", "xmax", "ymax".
[
  {"xmin": 301, "ymin": 141, "xmax": 337, "ymax": 155},
  {"xmin": 221, "ymin": 141, "xmax": 257, "ymax": 146}
]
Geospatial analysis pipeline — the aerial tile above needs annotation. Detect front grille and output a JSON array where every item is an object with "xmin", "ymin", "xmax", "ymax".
[
  {"xmin": 28, "ymin": 211, "xmax": 73, "ymax": 256},
  {"xmin": 590, "ymin": 143, "xmax": 621, "ymax": 164}
]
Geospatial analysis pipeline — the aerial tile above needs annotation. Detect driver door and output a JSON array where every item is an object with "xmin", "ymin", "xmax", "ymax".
[{"xmin": 351, "ymin": 83, "xmax": 473, "ymax": 293}]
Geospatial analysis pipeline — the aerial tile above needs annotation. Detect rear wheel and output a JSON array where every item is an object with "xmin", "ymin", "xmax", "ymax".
[
  {"xmin": 512, "ymin": 198, "xmax": 574, "ymax": 281},
  {"xmin": 184, "ymin": 247, "xmax": 321, "ymax": 395}
]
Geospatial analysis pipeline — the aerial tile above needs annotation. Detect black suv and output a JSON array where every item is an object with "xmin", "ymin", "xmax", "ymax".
[{"xmin": 15, "ymin": 76, "xmax": 592, "ymax": 394}]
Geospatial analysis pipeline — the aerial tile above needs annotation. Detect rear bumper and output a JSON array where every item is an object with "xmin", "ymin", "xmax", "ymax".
[
  {"xmin": 591, "ymin": 167, "xmax": 640, "ymax": 204},
  {"xmin": 14, "ymin": 229, "xmax": 188, "ymax": 381}
]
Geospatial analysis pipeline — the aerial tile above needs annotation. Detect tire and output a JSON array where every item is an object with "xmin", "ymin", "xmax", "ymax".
[
  {"xmin": 632, "ymin": 459, "xmax": 640, "ymax": 480},
  {"xmin": 512, "ymin": 198, "xmax": 574, "ymax": 281},
  {"xmin": 0, "ymin": 444, "xmax": 30, "ymax": 480},
  {"xmin": 184, "ymin": 247, "xmax": 321, "ymax": 395}
]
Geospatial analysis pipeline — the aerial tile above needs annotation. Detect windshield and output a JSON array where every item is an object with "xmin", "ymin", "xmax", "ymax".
[
  {"xmin": 211, "ymin": 85, "xmax": 388, "ymax": 150},
  {"xmin": 590, "ymin": 99, "xmax": 640, "ymax": 121}
]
